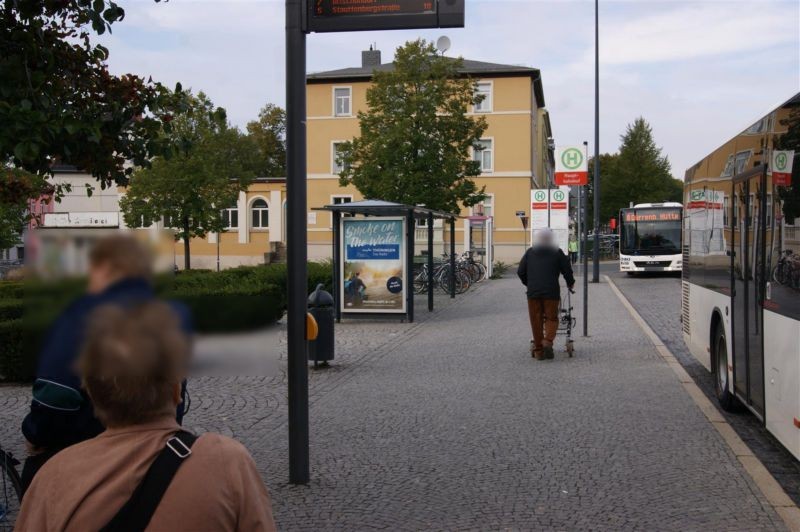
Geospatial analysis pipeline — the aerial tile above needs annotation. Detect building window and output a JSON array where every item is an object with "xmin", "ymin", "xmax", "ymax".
[
  {"xmin": 332, "ymin": 142, "xmax": 350, "ymax": 174},
  {"xmin": 334, "ymin": 87, "xmax": 351, "ymax": 116},
  {"xmin": 473, "ymin": 139, "xmax": 493, "ymax": 172},
  {"xmin": 222, "ymin": 207, "xmax": 238, "ymax": 230},
  {"xmin": 734, "ymin": 150, "xmax": 752, "ymax": 175},
  {"xmin": 471, "ymin": 194, "xmax": 494, "ymax": 218},
  {"xmin": 766, "ymin": 193, "xmax": 772, "ymax": 227},
  {"xmin": 723, "ymin": 195, "xmax": 729, "ymax": 228},
  {"xmin": 251, "ymin": 199, "xmax": 269, "ymax": 228},
  {"xmin": 473, "ymin": 81, "xmax": 492, "ymax": 113},
  {"xmin": 721, "ymin": 155, "xmax": 734, "ymax": 177},
  {"xmin": 331, "ymin": 195, "xmax": 353, "ymax": 226}
]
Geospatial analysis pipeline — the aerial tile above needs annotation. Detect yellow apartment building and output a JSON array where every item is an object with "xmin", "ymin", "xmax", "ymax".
[
  {"xmin": 305, "ymin": 47, "xmax": 555, "ymax": 263},
  {"xmin": 109, "ymin": 48, "xmax": 555, "ymax": 269}
]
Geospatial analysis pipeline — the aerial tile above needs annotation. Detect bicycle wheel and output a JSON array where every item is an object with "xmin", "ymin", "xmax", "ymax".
[
  {"xmin": 466, "ymin": 263, "xmax": 481, "ymax": 284},
  {"xmin": 456, "ymin": 270, "xmax": 471, "ymax": 294},
  {"xmin": 475, "ymin": 262, "xmax": 487, "ymax": 282},
  {"xmin": 0, "ymin": 450, "xmax": 22, "ymax": 531},
  {"xmin": 413, "ymin": 271, "xmax": 428, "ymax": 295}
]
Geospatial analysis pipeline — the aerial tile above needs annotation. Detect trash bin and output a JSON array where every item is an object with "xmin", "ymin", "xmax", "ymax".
[{"xmin": 308, "ymin": 283, "xmax": 334, "ymax": 365}]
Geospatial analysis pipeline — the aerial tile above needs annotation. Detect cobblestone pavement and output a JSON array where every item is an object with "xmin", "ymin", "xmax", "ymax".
[
  {"xmin": 0, "ymin": 275, "xmax": 788, "ymax": 530},
  {"xmin": 609, "ymin": 270, "xmax": 800, "ymax": 507}
]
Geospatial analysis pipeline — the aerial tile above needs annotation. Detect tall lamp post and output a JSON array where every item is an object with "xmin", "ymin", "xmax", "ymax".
[
  {"xmin": 286, "ymin": 0, "xmax": 309, "ymax": 485},
  {"xmin": 591, "ymin": 0, "xmax": 600, "ymax": 283}
]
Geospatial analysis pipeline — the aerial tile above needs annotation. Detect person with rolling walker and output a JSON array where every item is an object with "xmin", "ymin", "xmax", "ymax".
[{"xmin": 517, "ymin": 228, "xmax": 575, "ymax": 360}]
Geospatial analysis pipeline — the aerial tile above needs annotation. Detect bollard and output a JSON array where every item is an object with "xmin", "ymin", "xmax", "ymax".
[{"xmin": 307, "ymin": 283, "xmax": 334, "ymax": 367}]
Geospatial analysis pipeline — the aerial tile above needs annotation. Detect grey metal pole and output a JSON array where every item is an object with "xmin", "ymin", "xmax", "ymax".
[
  {"xmin": 582, "ymin": 183, "xmax": 589, "ymax": 337},
  {"xmin": 407, "ymin": 210, "xmax": 415, "ymax": 323},
  {"xmin": 592, "ymin": 0, "xmax": 600, "ymax": 283},
  {"xmin": 449, "ymin": 218, "xmax": 456, "ymax": 298},
  {"xmin": 333, "ymin": 210, "xmax": 341, "ymax": 323},
  {"xmin": 286, "ymin": 0, "xmax": 309, "ymax": 485},
  {"xmin": 427, "ymin": 212, "xmax": 434, "ymax": 312}
]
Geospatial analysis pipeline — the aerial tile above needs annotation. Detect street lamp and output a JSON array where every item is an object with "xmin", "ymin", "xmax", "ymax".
[{"xmin": 592, "ymin": 0, "xmax": 600, "ymax": 283}]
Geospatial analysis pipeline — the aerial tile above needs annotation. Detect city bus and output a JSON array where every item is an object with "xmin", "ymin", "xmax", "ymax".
[
  {"xmin": 618, "ymin": 203, "xmax": 683, "ymax": 274},
  {"xmin": 682, "ymin": 93, "xmax": 799, "ymax": 461}
]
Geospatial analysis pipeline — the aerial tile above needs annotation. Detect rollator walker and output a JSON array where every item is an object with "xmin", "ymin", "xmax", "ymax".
[{"xmin": 557, "ymin": 285, "xmax": 576, "ymax": 356}]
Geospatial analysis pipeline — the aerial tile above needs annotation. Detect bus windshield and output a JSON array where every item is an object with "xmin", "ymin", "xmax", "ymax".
[{"xmin": 620, "ymin": 208, "xmax": 681, "ymax": 256}]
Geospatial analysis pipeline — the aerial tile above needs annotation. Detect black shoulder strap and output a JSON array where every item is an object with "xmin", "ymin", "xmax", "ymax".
[{"xmin": 101, "ymin": 430, "xmax": 198, "ymax": 532}]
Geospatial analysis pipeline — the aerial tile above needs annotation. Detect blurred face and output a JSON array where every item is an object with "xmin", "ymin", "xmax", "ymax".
[{"xmin": 87, "ymin": 260, "xmax": 120, "ymax": 294}]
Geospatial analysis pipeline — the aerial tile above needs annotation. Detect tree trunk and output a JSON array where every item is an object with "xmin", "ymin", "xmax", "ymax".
[{"xmin": 183, "ymin": 218, "xmax": 191, "ymax": 270}]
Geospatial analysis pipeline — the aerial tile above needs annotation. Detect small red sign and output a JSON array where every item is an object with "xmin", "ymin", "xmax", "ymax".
[
  {"xmin": 773, "ymin": 172, "xmax": 792, "ymax": 186},
  {"xmin": 554, "ymin": 172, "xmax": 588, "ymax": 186}
]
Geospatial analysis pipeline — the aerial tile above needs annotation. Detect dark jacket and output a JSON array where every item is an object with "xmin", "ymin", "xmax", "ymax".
[
  {"xmin": 21, "ymin": 278, "xmax": 191, "ymax": 450},
  {"xmin": 517, "ymin": 245, "xmax": 575, "ymax": 299}
]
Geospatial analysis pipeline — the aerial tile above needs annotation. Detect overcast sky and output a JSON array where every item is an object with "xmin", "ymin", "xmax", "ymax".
[{"xmin": 100, "ymin": 0, "xmax": 799, "ymax": 179}]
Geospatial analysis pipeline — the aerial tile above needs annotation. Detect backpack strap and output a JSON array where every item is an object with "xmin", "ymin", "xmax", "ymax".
[{"xmin": 101, "ymin": 430, "xmax": 198, "ymax": 532}]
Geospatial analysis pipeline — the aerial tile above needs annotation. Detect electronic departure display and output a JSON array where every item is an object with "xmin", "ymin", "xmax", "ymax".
[
  {"xmin": 313, "ymin": 0, "xmax": 435, "ymax": 17},
  {"xmin": 306, "ymin": 0, "xmax": 463, "ymax": 33}
]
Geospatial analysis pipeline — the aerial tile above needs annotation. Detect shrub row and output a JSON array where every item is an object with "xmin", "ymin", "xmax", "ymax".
[{"xmin": 0, "ymin": 261, "xmax": 333, "ymax": 382}]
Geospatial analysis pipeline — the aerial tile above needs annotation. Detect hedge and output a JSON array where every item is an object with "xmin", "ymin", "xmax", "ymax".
[
  {"xmin": 0, "ymin": 299, "xmax": 22, "ymax": 321},
  {"xmin": 0, "ymin": 261, "xmax": 334, "ymax": 382},
  {"xmin": 0, "ymin": 320, "xmax": 26, "ymax": 382}
]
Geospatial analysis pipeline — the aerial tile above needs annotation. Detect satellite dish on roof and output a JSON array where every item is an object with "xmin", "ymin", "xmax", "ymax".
[{"xmin": 436, "ymin": 36, "xmax": 451, "ymax": 55}]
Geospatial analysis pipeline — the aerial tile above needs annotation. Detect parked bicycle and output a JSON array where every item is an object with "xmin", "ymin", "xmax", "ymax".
[
  {"xmin": 0, "ymin": 445, "xmax": 22, "ymax": 531},
  {"xmin": 772, "ymin": 249, "xmax": 800, "ymax": 289}
]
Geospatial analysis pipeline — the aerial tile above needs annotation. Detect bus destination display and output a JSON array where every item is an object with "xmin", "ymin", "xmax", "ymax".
[
  {"xmin": 313, "ymin": 0, "xmax": 435, "ymax": 17},
  {"xmin": 623, "ymin": 212, "xmax": 680, "ymax": 222},
  {"xmin": 306, "ymin": 0, "xmax": 463, "ymax": 33}
]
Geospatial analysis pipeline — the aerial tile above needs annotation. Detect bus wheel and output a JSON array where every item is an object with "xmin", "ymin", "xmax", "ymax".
[{"xmin": 713, "ymin": 326, "xmax": 737, "ymax": 411}]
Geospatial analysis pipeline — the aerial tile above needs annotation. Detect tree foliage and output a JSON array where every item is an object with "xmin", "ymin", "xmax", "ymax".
[
  {"xmin": 337, "ymin": 39, "xmax": 487, "ymax": 213},
  {"xmin": 0, "ymin": 169, "xmax": 53, "ymax": 250},
  {"xmin": 119, "ymin": 93, "xmax": 259, "ymax": 269},
  {"xmin": 246, "ymin": 103, "xmax": 286, "ymax": 178},
  {"xmin": 587, "ymin": 118, "xmax": 682, "ymax": 227},
  {"xmin": 0, "ymin": 0, "xmax": 186, "ymax": 190},
  {"xmin": 774, "ymin": 106, "xmax": 800, "ymax": 224}
]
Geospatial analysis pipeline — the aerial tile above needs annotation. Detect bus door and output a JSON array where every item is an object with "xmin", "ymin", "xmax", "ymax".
[{"xmin": 732, "ymin": 165, "xmax": 767, "ymax": 417}]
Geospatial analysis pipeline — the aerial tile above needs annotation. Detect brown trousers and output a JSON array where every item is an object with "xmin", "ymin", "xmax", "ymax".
[{"xmin": 527, "ymin": 298, "xmax": 560, "ymax": 353}]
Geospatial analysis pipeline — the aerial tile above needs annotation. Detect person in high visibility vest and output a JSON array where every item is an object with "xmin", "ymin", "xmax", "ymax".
[{"xmin": 568, "ymin": 235, "xmax": 578, "ymax": 265}]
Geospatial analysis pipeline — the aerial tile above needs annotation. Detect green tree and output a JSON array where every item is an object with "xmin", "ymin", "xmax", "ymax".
[
  {"xmin": 0, "ymin": 169, "xmax": 53, "ymax": 250},
  {"xmin": 337, "ymin": 39, "xmax": 487, "ymax": 213},
  {"xmin": 246, "ymin": 103, "xmax": 287, "ymax": 177},
  {"xmin": 119, "ymin": 93, "xmax": 259, "ymax": 270},
  {"xmin": 774, "ymin": 106, "xmax": 800, "ymax": 224},
  {"xmin": 0, "ymin": 0, "xmax": 186, "ymax": 192},
  {"xmin": 588, "ymin": 118, "xmax": 682, "ymax": 227}
]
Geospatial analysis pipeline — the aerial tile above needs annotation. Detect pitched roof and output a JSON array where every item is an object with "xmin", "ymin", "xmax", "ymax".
[{"xmin": 307, "ymin": 57, "xmax": 545, "ymax": 106}]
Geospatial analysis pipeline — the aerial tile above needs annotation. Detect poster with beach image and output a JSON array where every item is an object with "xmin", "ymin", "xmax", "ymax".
[{"xmin": 340, "ymin": 217, "xmax": 406, "ymax": 313}]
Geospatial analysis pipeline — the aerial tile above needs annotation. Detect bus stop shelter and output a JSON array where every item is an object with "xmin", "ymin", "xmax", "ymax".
[{"xmin": 314, "ymin": 200, "xmax": 460, "ymax": 323}]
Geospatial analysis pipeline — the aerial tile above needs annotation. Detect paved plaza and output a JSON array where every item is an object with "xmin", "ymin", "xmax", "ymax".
[{"xmin": 0, "ymin": 274, "xmax": 793, "ymax": 530}]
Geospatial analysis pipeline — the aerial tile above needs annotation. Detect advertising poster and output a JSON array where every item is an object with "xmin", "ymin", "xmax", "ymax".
[{"xmin": 340, "ymin": 217, "xmax": 406, "ymax": 314}]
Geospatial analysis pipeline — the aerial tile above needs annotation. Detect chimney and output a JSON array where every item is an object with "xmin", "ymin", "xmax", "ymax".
[{"xmin": 361, "ymin": 45, "xmax": 381, "ymax": 68}]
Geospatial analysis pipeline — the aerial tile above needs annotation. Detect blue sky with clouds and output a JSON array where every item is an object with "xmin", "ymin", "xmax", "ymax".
[{"xmin": 101, "ymin": 0, "xmax": 799, "ymax": 178}]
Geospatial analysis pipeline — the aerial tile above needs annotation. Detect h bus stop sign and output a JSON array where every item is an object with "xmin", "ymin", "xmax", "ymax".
[{"xmin": 307, "ymin": 0, "xmax": 464, "ymax": 32}]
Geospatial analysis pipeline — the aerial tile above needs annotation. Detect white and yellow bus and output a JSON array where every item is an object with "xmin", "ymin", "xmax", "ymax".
[
  {"xmin": 682, "ymin": 93, "xmax": 800, "ymax": 461},
  {"xmin": 619, "ymin": 202, "xmax": 683, "ymax": 274}
]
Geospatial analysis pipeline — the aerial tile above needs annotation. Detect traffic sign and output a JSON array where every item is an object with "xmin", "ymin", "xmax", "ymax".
[
  {"xmin": 555, "ymin": 145, "xmax": 588, "ymax": 186},
  {"xmin": 307, "ymin": 0, "xmax": 464, "ymax": 33},
  {"xmin": 772, "ymin": 150, "xmax": 794, "ymax": 186}
]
